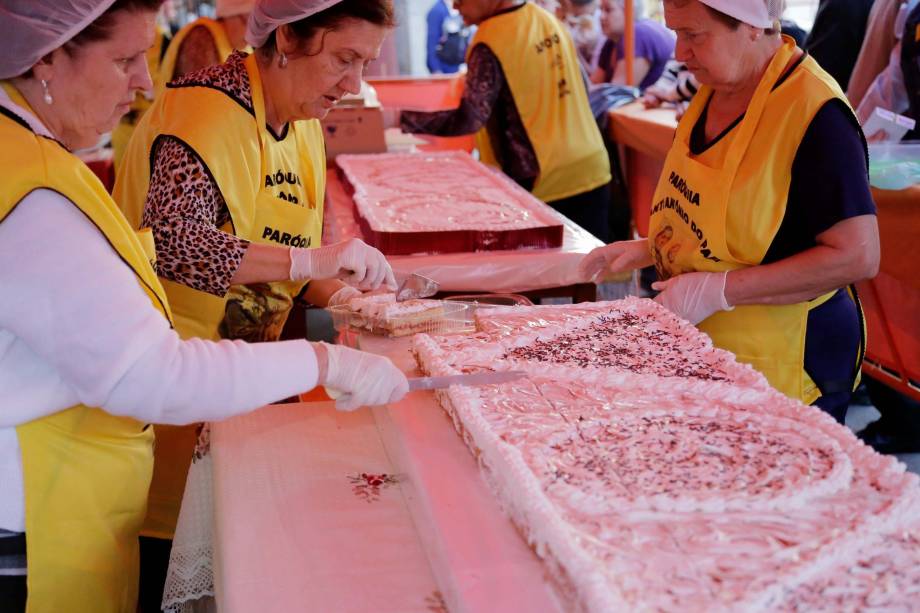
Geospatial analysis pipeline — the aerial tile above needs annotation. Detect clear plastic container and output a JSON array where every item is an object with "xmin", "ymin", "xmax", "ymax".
[
  {"xmin": 868, "ymin": 142, "xmax": 920, "ymax": 190},
  {"xmin": 327, "ymin": 301, "xmax": 470, "ymax": 337},
  {"xmin": 443, "ymin": 293, "xmax": 534, "ymax": 307},
  {"xmin": 442, "ymin": 293, "xmax": 533, "ymax": 321}
]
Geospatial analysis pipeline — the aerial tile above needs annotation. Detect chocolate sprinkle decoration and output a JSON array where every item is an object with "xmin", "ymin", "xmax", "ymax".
[{"xmin": 502, "ymin": 314, "xmax": 731, "ymax": 381}]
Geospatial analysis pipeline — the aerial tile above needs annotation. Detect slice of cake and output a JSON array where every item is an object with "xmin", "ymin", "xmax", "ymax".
[{"xmin": 340, "ymin": 292, "xmax": 454, "ymax": 337}]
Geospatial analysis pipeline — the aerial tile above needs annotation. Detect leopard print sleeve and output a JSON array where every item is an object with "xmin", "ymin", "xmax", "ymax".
[{"xmin": 143, "ymin": 135, "xmax": 250, "ymax": 296}]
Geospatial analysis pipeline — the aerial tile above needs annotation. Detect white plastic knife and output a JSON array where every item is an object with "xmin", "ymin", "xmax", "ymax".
[{"xmin": 407, "ymin": 370, "xmax": 526, "ymax": 391}]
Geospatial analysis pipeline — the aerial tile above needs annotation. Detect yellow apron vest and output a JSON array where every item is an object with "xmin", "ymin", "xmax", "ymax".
[
  {"xmin": 113, "ymin": 53, "xmax": 325, "ymax": 537},
  {"xmin": 155, "ymin": 17, "xmax": 235, "ymax": 98},
  {"xmin": 111, "ymin": 27, "xmax": 168, "ymax": 170},
  {"xmin": 470, "ymin": 2, "xmax": 610, "ymax": 202},
  {"xmin": 0, "ymin": 84, "xmax": 173, "ymax": 612},
  {"xmin": 647, "ymin": 37, "xmax": 865, "ymax": 403}
]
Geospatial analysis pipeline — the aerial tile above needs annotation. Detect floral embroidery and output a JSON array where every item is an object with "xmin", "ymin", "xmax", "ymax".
[
  {"xmin": 192, "ymin": 422, "xmax": 211, "ymax": 462},
  {"xmin": 347, "ymin": 472, "xmax": 400, "ymax": 503},
  {"xmin": 424, "ymin": 590, "xmax": 449, "ymax": 613}
]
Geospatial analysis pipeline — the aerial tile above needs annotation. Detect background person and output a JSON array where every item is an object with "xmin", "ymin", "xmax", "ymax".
[
  {"xmin": 805, "ymin": 0, "xmax": 875, "ymax": 91},
  {"xmin": 591, "ymin": 0, "xmax": 676, "ymax": 89},
  {"xmin": 426, "ymin": 0, "xmax": 473, "ymax": 73},
  {"xmin": 157, "ymin": 0, "xmax": 256, "ymax": 92},
  {"xmin": 400, "ymin": 0, "xmax": 613, "ymax": 242},
  {"xmin": 565, "ymin": 0, "xmax": 605, "ymax": 72}
]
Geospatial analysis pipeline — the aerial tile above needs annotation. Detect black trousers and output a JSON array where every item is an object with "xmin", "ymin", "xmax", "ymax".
[
  {"xmin": 546, "ymin": 182, "xmax": 612, "ymax": 244},
  {"xmin": 138, "ymin": 536, "xmax": 172, "ymax": 613},
  {"xmin": 0, "ymin": 537, "xmax": 171, "ymax": 613},
  {"xmin": 0, "ymin": 576, "xmax": 26, "ymax": 613}
]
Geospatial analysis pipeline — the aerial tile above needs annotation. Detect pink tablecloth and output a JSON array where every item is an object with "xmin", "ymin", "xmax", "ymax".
[
  {"xmin": 211, "ymin": 402, "xmax": 439, "ymax": 613},
  {"xmin": 324, "ymin": 169, "xmax": 603, "ymax": 294},
  {"xmin": 210, "ymin": 350, "xmax": 564, "ymax": 612}
]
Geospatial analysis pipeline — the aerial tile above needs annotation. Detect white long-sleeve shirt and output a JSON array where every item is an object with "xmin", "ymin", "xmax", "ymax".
[{"xmin": 0, "ymin": 110, "xmax": 320, "ymax": 533}]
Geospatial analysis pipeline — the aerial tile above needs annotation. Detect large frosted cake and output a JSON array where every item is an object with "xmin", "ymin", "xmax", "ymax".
[
  {"xmin": 412, "ymin": 297, "xmax": 920, "ymax": 611},
  {"xmin": 335, "ymin": 151, "xmax": 564, "ymax": 255}
]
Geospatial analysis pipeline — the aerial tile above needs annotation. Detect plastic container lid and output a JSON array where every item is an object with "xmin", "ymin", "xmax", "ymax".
[{"xmin": 868, "ymin": 142, "xmax": 920, "ymax": 191}]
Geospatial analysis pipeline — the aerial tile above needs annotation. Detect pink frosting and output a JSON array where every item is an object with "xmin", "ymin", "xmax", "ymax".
[
  {"xmin": 336, "ymin": 151, "xmax": 564, "ymax": 233},
  {"xmin": 412, "ymin": 297, "xmax": 920, "ymax": 612}
]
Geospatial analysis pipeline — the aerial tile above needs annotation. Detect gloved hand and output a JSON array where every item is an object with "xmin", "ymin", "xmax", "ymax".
[
  {"xmin": 290, "ymin": 238, "xmax": 397, "ymax": 291},
  {"xmin": 578, "ymin": 239, "xmax": 653, "ymax": 282},
  {"xmin": 325, "ymin": 285, "xmax": 362, "ymax": 308},
  {"xmin": 652, "ymin": 271, "xmax": 734, "ymax": 325},
  {"xmin": 312, "ymin": 342, "xmax": 409, "ymax": 411}
]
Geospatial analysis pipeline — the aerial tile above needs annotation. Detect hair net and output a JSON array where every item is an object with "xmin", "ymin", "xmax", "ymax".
[
  {"xmin": 217, "ymin": 0, "xmax": 257, "ymax": 19},
  {"xmin": 697, "ymin": 0, "xmax": 772, "ymax": 28},
  {"xmin": 246, "ymin": 0, "xmax": 345, "ymax": 48},
  {"xmin": 0, "ymin": 0, "xmax": 118, "ymax": 79}
]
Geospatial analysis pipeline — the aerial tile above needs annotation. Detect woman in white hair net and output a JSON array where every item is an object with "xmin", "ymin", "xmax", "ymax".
[
  {"xmin": 113, "ymin": 0, "xmax": 400, "ymax": 597},
  {"xmin": 156, "ymin": 0, "xmax": 257, "ymax": 94},
  {"xmin": 0, "ymin": 1, "xmax": 407, "ymax": 610},
  {"xmin": 581, "ymin": 0, "xmax": 880, "ymax": 424}
]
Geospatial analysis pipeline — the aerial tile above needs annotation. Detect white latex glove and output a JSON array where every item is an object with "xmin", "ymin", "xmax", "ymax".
[
  {"xmin": 652, "ymin": 271, "xmax": 734, "ymax": 325},
  {"xmin": 325, "ymin": 285, "xmax": 362, "ymax": 308},
  {"xmin": 313, "ymin": 342, "xmax": 409, "ymax": 411},
  {"xmin": 289, "ymin": 238, "xmax": 397, "ymax": 291},
  {"xmin": 578, "ymin": 239, "xmax": 652, "ymax": 282}
]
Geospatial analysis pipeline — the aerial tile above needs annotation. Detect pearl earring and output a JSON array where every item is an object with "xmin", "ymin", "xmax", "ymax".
[
  {"xmin": 278, "ymin": 52, "xmax": 288, "ymax": 69},
  {"xmin": 40, "ymin": 79, "xmax": 53, "ymax": 105}
]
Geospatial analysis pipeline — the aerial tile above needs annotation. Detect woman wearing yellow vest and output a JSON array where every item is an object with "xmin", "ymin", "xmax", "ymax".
[
  {"xmin": 113, "ymin": 0, "xmax": 399, "ymax": 604},
  {"xmin": 400, "ymin": 0, "xmax": 614, "ymax": 242},
  {"xmin": 581, "ymin": 0, "xmax": 880, "ymax": 423},
  {"xmin": 0, "ymin": 2, "xmax": 408, "ymax": 611},
  {"xmin": 156, "ymin": 0, "xmax": 255, "ymax": 96}
]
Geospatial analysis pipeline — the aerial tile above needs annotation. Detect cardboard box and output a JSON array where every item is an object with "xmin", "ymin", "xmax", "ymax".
[{"xmin": 321, "ymin": 103, "xmax": 386, "ymax": 160}]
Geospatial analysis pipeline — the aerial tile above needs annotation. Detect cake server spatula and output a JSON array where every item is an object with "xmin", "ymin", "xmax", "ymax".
[
  {"xmin": 323, "ymin": 371, "xmax": 526, "ymax": 403},
  {"xmin": 395, "ymin": 272, "xmax": 439, "ymax": 302},
  {"xmin": 407, "ymin": 370, "xmax": 526, "ymax": 391}
]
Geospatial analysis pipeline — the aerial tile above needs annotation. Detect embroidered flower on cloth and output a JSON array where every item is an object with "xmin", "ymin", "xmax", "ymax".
[
  {"xmin": 192, "ymin": 422, "xmax": 211, "ymax": 462},
  {"xmin": 424, "ymin": 590, "xmax": 449, "ymax": 613},
  {"xmin": 347, "ymin": 472, "xmax": 400, "ymax": 503}
]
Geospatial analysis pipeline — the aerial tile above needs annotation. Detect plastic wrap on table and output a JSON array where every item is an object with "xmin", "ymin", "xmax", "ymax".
[{"xmin": 323, "ymin": 169, "xmax": 603, "ymax": 294}]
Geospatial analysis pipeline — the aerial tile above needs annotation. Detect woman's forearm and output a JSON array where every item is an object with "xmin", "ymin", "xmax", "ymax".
[
  {"xmin": 302, "ymin": 278, "xmax": 348, "ymax": 308},
  {"xmin": 724, "ymin": 215, "xmax": 879, "ymax": 306},
  {"xmin": 230, "ymin": 242, "xmax": 292, "ymax": 285}
]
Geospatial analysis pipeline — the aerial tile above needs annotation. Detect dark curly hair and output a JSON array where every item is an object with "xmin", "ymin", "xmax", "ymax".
[{"xmin": 258, "ymin": 0, "xmax": 397, "ymax": 58}]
